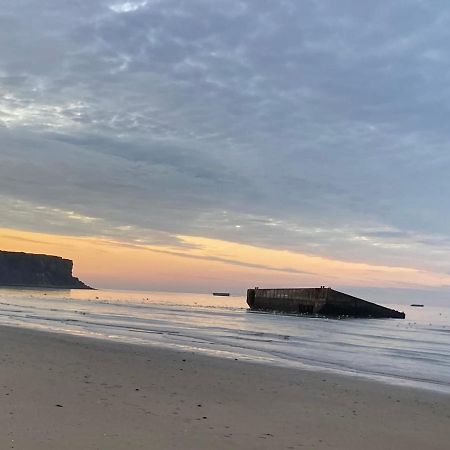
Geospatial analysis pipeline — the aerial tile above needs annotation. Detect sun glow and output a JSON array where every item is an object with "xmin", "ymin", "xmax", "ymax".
[{"xmin": 1, "ymin": 227, "xmax": 450, "ymax": 292}]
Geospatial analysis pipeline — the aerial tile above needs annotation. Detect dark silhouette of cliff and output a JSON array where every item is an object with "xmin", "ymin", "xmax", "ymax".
[{"xmin": 0, "ymin": 251, "xmax": 92, "ymax": 289}]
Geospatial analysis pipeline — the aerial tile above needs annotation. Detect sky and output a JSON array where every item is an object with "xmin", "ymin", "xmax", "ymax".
[{"xmin": 1, "ymin": 1, "xmax": 450, "ymax": 301}]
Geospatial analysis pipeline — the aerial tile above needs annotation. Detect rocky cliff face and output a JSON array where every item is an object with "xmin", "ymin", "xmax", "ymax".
[{"xmin": 0, "ymin": 251, "xmax": 92, "ymax": 289}]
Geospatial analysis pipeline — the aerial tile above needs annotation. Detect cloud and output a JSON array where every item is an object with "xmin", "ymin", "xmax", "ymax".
[
  {"xmin": 110, "ymin": 2, "xmax": 150, "ymax": 14},
  {"xmin": 2, "ymin": 0, "xmax": 450, "ymax": 283}
]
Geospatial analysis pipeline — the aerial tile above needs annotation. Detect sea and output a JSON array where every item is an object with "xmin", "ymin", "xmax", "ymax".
[{"xmin": 1, "ymin": 287, "xmax": 449, "ymax": 394}]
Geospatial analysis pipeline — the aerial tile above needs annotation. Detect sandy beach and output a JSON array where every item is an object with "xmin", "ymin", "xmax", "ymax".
[{"xmin": 1, "ymin": 325, "xmax": 449, "ymax": 450}]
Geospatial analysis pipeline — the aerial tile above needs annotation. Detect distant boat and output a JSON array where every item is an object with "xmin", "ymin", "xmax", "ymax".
[
  {"xmin": 410, "ymin": 304, "xmax": 424, "ymax": 307},
  {"xmin": 213, "ymin": 292, "xmax": 230, "ymax": 297}
]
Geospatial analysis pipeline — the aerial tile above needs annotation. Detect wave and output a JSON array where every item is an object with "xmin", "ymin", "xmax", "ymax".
[{"xmin": 0, "ymin": 288, "xmax": 449, "ymax": 393}]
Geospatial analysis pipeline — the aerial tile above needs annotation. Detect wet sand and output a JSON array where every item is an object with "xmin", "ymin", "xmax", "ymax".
[{"xmin": 1, "ymin": 325, "xmax": 449, "ymax": 449}]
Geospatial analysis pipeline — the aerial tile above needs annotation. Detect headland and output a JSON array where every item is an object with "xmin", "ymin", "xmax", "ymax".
[{"xmin": 0, "ymin": 250, "xmax": 92, "ymax": 289}]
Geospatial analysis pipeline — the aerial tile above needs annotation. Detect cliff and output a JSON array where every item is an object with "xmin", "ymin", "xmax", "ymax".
[{"xmin": 0, "ymin": 251, "xmax": 92, "ymax": 289}]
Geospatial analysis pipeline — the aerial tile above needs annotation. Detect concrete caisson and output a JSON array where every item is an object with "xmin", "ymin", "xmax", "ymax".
[{"xmin": 247, "ymin": 287, "xmax": 405, "ymax": 319}]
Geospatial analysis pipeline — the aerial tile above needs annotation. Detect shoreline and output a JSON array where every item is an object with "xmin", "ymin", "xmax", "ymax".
[
  {"xmin": 1, "ymin": 324, "xmax": 449, "ymax": 449},
  {"xmin": 0, "ymin": 319, "xmax": 448, "ymax": 396}
]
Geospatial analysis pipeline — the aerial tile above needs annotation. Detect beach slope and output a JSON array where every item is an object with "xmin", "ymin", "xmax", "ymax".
[{"xmin": 1, "ymin": 326, "xmax": 449, "ymax": 449}]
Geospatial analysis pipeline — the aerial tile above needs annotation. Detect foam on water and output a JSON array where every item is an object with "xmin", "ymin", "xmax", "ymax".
[{"xmin": 0, "ymin": 287, "xmax": 449, "ymax": 393}]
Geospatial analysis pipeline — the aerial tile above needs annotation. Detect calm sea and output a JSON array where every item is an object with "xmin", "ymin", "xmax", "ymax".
[{"xmin": 1, "ymin": 287, "xmax": 449, "ymax": 393}]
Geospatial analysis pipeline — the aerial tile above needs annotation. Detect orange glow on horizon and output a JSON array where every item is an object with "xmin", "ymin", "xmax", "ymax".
[{"xmin": 1, "ymin": 227, "xmax": 449, "ymax": 292}]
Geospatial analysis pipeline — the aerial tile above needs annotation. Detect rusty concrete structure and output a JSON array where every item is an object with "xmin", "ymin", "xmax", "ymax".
[{"xmin": 247, "ymin": 287, "xmax": 405, "ymax": 319}]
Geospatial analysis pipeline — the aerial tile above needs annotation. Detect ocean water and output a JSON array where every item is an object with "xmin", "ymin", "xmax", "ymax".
[{"xmin": 0, "ymin": 287, "xmax": 449, "ymax": 393}]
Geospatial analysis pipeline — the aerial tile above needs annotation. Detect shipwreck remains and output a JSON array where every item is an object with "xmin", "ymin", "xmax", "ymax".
[{"xmin": 247, "ymin": 287, "xmax": 405, "ymax": 319}]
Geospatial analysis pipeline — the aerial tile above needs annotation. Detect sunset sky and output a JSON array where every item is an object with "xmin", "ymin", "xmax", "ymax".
[{"xmin": 2, "ymin": 1, "xmax": 450, "ymax": 301}]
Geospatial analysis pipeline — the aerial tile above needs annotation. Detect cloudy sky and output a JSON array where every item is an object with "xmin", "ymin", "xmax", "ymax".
[{"xmin": 2, "ymin": 0, "xmax": 450, "ymax": 299}]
